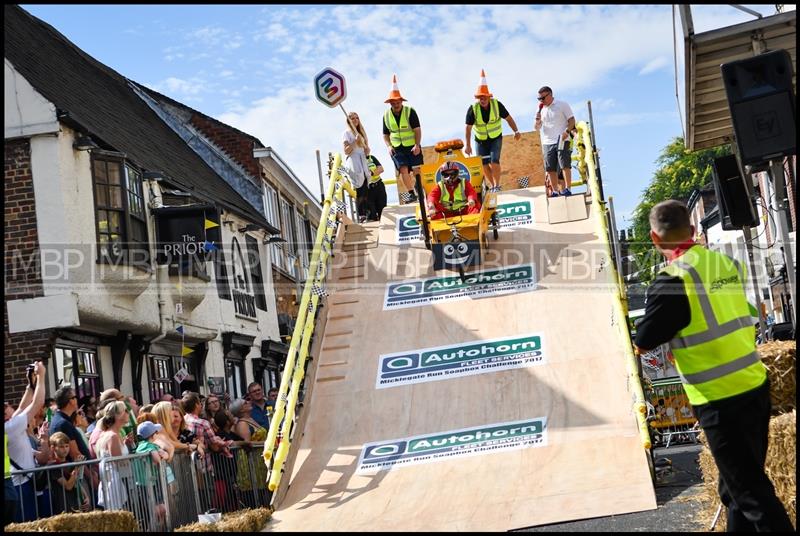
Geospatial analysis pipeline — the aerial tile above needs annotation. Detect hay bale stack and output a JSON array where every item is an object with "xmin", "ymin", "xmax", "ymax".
[
  {"xmin": 765, "ymin": 411, "xmax": 797, "ymax": 524},
  {"xmin": 759, "ymin": 341, "xmax": 796, "ymax": 413},
  {"xmin": 4, "ymin": 511, "xmax": 138, "ymax": 532},
  {"xmin": 698, "ymin": 411, "xmax": 796, "ymax": 531},
  {"xmin": 175, "ymin": 507, "xmax": 272, "ymax": 532}
]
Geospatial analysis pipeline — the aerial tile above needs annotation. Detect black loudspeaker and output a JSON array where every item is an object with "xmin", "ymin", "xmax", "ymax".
[
  {"xmin": 712, "ymin": 154, "xmax": 758, "ymax": 230},
  {"xmin": 721, "ymin": 49, "xmax": 796, "ymax": 166}
]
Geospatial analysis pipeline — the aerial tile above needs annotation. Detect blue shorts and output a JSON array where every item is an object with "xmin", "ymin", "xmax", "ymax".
[
  {"xmin": 390, "ymin": 145, "xmax": 424, "ymax": 171},
  {"xmin": 543, "ymin": 142, "xmax": 571, "ymax": 172},
  {"xmin": 476, "ymin": 136, "xmax": 503, "ymax": 164}
]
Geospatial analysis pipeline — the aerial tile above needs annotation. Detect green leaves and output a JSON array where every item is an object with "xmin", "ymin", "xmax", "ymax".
[{"xmin": 628, "ymin": 137, "xmax": 731, "ymax": 284}]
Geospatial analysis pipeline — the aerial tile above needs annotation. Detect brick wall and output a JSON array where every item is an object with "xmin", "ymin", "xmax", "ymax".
[
  {"xmin": 189, "ymin": 114, "xmax": 261, "ymax": 179},
  {"xmin": 4, "ymin": 138, "xmax": 55, "ymax": 401}
]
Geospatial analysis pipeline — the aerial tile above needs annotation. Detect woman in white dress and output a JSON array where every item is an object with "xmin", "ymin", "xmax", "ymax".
[
  {"xmin": 342, "ymin": 112, "xmax": 372, "ymax": 222},
  {"xmin": 95, "ymin": 401, "xmax": 130, "ymax": 510}
]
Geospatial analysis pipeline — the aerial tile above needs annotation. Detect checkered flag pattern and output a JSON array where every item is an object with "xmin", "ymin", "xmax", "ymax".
[
  {"xmin": 336, "ymin": 166, "xmax": 349, "ymax": 176},
  {"xmin": 326, "ymin": 217, "xmax": 338, "ymax": 229},
  {"xmin": 517, "ymin": 176, "xmax": 529, "ymax": 188},
  {"xmin": 335, "ymin": 199, "xmax": 346, "ymax": 214},
  {"xmin": 311, "ymin": 284, "xmax": 328, "ymax": 298}
]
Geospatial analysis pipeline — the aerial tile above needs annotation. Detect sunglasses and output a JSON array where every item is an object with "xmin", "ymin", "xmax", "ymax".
[
  {"xmin": 443, "ymin": 172, "xmax": 460, "ymax": 178},
  {"xmin": 537, "ymin": 94, "xmax": 551, "ymax": 101}
]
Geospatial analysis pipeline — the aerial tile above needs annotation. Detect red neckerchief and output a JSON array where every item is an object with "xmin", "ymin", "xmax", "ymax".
[{"xmin": 666, "ymin": 239, "xmax": 696, "ymax": 263}]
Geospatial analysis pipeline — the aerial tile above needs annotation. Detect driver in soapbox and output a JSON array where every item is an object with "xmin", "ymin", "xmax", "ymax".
[{"xmin": 426, "ymin": 161, "xmax": 481, "ymax": 220}]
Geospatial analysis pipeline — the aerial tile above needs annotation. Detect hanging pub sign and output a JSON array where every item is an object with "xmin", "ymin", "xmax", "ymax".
[{"xmin": 153, "ymin": 205, "xmax": 221, "ymax": 266}]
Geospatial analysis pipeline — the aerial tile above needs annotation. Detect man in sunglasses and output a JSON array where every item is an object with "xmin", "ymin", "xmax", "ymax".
[
  {"xmin": 426, "ymin": 161, "xmax": 480, "ymax": 220},
  {"xmin": 49, "ymin": 386, "xmax": 91, "ymax": 462},
  {"xmin": 534, "ymin": 86, "xmax": 575, "ymax": 197}
]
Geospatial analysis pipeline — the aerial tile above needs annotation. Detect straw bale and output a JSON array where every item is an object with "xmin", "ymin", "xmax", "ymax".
[
  {"xmin": 175, "ymin": 521, "xmax": 221, "ymax": 532},
  {"xmin": 217, "ymin": 507, "xmax": 273, "ymax": 532},
  {"xmin": 758, "ymin": 341, "xmax": 796, "ymax": 414},
  {"xmin": 175, "ymin": 507, "xmax": 272, "ymax": 532},
  {"xmin": 4, "ymin": 510, "xmax": 138, "ymax": 532},
  {"xmin": 697, "ymin": 411, "xmax": 796, "ymax": 531}
]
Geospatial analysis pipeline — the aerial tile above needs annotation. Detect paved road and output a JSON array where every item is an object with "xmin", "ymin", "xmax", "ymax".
[{"xmin": 516, "ymin": 444, "xmax": 708, "ymax": 532}]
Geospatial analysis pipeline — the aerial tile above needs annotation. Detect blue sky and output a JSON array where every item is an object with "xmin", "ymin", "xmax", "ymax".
[{"xmin": 20, "ymin": 4, "xmax": 793, "ymax": 231}]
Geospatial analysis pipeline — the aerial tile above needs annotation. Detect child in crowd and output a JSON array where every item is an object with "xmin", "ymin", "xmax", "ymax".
[{"xmin": 47, "ymin": 432, "xmax": 90, "ymax": 514}]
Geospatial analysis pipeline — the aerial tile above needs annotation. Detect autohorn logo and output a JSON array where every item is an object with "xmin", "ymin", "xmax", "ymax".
[
  {"xmin": 377, "ymin": 334, "xmax": 545, "ymax": 388},
  {"xmin": 395, "ymin": 200, "xmax": 533, "ymax": 244},
  {"xmin": 383, "ymin": 264, "xmax": 536, "ymax": 310},
  {"xmin": 358, "ymin": 418, "xmax": 547, "ymax": 472}
]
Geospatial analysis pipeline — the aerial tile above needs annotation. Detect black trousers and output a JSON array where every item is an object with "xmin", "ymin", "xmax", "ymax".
[
  {"xmin": 692, "ymin": 380, "xmax": 793, "ymax": 532},
  {"xmin": 354, "ymin": 181, "xmax": 370, "ymax": 220},
  {"xmin": 366, "ymin": 180, "xmax": 387, "ymax": 221}
]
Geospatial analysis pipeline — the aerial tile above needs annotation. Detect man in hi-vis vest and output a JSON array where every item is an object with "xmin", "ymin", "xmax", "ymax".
[
  {"xmin": 426, "ymin": 161, "xmax": 480, "ymax": 221},
  {"xmin": 634, "ymin": 200, "xmax": 792, "ymax": 532},
  {"xmin": 382, "ymin": 74, "xmax": 423, "ymax": 204},
  {"xmin": 464, "ymin": 69, "xmax": 521, "ymax": 193}
]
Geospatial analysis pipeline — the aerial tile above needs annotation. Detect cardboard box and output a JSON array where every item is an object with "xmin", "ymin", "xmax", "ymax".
[{"xmin": 547, "ymin": 193, "xmax": 588, "ymax": 224}]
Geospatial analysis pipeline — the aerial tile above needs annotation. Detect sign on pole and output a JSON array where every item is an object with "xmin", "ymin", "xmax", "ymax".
[{"xmin": 314, "ymin": 67, "xmax": 347, "ymax": 108}]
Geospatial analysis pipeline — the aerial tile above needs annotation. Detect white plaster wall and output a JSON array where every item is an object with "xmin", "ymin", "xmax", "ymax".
[
  {"xmin": 4, "ymin": 59, "xmax": 59, "ymax": 138},
  {"xmin": 30, "ymin": 129, "xmax": 161, "ymax": 335},
  {"xmin": 198, "ymin": 210, "xmax": 281, "ymax": 392},
  {"xmin": 99, "ymin": 346, "xmax": 114, "ymax": 391}
]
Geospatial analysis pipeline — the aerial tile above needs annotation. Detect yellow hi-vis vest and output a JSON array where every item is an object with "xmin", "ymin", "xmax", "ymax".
[
  {"xmin": 367, "ymin": 156, "xmax": 381, "ymax": 185},
  {"xmin": 384, "ymin": 106, "xmax": 416, "ymax": 148},
  {"xmin": 472, "ymin": 99, "xmax": 502, "ymax": 141},
  {"xmin": 4, "ymin": 434, "xmax": 10, "ymax": 479},
  {"xmin": 440, "ymin": 182, "xmax": 467, "ymax": 212},
  {"xmin": 663, "ymin": 245, "xmax": 766, "ymax": 405}
]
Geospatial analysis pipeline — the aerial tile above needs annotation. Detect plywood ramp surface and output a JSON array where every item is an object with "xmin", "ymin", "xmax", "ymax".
[{"xmin": 269, "ymin": 187, "xmax": 655, "ymax": 531}]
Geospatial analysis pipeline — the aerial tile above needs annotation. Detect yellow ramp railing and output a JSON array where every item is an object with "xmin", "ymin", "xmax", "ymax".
[
  {"xmin": 262, "ymin": 153, "xmax": 355, "ymax": 493},
  {"xmin": 575, "ymin": 121, "xmax": 651, "ymax": 451}
]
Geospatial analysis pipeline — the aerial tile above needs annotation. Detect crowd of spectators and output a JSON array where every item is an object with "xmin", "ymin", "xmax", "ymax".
[{"xmin": 4, "ymin": 362, "xmax": 279, "ymax": 526}]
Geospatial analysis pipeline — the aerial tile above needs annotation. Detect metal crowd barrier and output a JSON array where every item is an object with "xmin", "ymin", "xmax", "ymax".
[{"xmin": 9, "ymin": 443, "xmax": 270, "ymax": 530}]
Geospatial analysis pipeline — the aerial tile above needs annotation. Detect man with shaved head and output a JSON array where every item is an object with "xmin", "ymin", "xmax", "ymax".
[{"xmin": 635, "ymin": 200, "xmax": 791, "ymax": 531}]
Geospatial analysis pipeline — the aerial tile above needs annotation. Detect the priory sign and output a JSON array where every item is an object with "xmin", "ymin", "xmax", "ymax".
[{"xmin": 154, "ymin": 205, "xmax": 220, "ymax": 266}]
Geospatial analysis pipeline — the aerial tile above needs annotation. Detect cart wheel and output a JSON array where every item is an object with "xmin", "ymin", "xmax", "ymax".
[{"xmin": 492, "ymin": 213, "xmax": 499, "ymax": 240}]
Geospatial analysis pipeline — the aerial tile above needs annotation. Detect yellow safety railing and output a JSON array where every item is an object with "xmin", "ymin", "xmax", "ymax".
[
  {"xmin": 575, "ymin": 121, "xmax": 651, "ymax": 451},
  {"xmin": 262, "ymin": 153, "xmax": 356, "ymax": 492}
]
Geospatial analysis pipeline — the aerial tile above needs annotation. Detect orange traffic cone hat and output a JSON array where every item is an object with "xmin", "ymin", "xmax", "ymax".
[
  {"xmin": 474, "ymin": 69, "xmax": 493, "ymax": 98},
  {"xmin": 384, "ymin": 74, "xmax": 407, "ymax": 103}
]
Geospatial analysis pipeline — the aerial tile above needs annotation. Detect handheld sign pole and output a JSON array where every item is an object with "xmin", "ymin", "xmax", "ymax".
[{"xmin": 339, "ymin": 103, "xmax": 356, "ymax": 132}]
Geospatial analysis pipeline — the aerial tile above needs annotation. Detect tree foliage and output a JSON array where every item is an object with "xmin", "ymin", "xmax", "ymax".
[{"xmin": 628, "ymin": 137, "xmax": 731, "ymax": 283}]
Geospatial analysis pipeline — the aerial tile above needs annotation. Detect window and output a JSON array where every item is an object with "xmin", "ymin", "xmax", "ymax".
[
  {"xmin": 262, "ymin": 183, "xmax": 280, "ymax": 229},
  {"xmin": 91, "ymin": 156, "xmax": 150, "ymax": 268},
  {"xmin": 280, "ymin": 199, "xmax": 298, "ymax": 278},
  {"xmin": 225, "ymin": 351, "xmax": 246, "ymax": 399},
  {"xmin": 245, "ymin": 234, "xmax": 268, "ymax": 311},
  {"xmin": 53, "ymin": 346, "xmax": 102, "ymax": 399},
  {"xmin": 294, "ymin": 211, "xmax": 310, "ymax": 281},
  {"xmin": 147, "ymin": 355, "xmax": 175, "ymax": 402}
]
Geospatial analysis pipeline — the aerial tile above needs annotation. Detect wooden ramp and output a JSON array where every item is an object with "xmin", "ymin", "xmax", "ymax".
[{"xmin": 269, "ymin": 186, "xmax": 656, "ymax": 531}]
